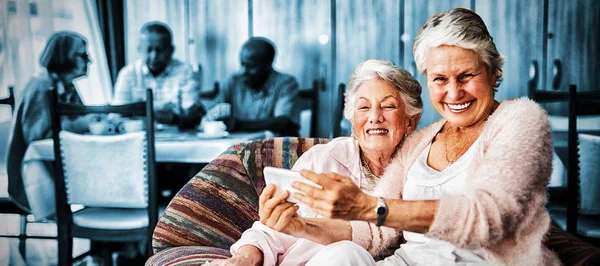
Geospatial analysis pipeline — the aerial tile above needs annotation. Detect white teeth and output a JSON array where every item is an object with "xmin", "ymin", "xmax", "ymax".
[
  {"xmin": 447, "ymin": 101, "xmax": 471, "ymax": 110},
  {"xmin": 367, "ymin": 129, "xmax": 388, "ymax": 134}
]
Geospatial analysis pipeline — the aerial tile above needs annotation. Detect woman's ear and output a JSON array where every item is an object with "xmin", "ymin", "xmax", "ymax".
[{"xmin": 406, "ymin": 114, "xmax": 420, "ymax": 133}]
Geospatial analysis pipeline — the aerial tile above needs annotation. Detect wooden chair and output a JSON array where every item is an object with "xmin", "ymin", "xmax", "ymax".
[
  {"xmin": 49, "ymin": 88, "xmax": 158, "ymax": 265},
  {"xmin": 332, "ymin": 83, "xmax": 347, "ymax": 138},
  {"xmin": 298, "ymin": 79, "xmax": 320, "ymax": 137},
  {"xmin": 529, "ymin": 81, "xmax": 600, "ymax": 240}
]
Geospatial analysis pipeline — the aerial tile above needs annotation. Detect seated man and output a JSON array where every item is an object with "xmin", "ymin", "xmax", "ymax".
[
  {"xmin": 204, "ymin": 37, "xmax": 300, "ymax": 136},
  {"xmin": 113, "ymin": 21, "xmax": 205, "ymax": 129}
]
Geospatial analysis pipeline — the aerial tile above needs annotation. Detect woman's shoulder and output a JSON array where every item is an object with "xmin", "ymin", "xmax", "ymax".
[
  {"xmin": 21, "ymin": 74, "xmax": 54, "ymax": 99},
  {"xmin": 310, "ymin": 137, "xmax": 356, "ymax": 154},
  {"xmin": 490, "ymin": 97, "xmax": 550, "ymax": 130}
]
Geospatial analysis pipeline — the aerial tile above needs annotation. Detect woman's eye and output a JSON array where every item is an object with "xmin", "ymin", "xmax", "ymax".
[
  {"xmin": 358, "ymin": 106, "xmax": 368, "ymax": 110},
  {"xmin": 433, "ymin": 77, "xmax": 446, "ymax": 82},
  {"xmin": 383, "ymin": 105, "xmax": 396, "ymax": 109},
  {"xmin": 459, "ymin": 73, "xmax": 474, "ymax": 80}
]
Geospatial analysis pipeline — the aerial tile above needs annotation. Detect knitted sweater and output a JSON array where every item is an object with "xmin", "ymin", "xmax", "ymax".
[{"xmin": 366, "ymin": 98, "xmax": 561, "ymax": 265}]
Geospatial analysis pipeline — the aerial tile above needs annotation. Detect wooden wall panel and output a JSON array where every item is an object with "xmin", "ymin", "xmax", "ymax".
[
  {"xmin": 254, "ymin": 0, "xmax": 330, "ymax": 136},
  {"xmin": 477, "ymin": 0, "xmax": 544, "ymax": 101},
  {"xmin": 545, "ymin": 0, "xmax": 600, "ymax": 115},
  {"xmin": 253, "ymin": 0, "xmax": 329, "ymax": 89},
  {"xmin": 335, "ymin": 0, "xmax": 401, "ymax": 85},
  {"xmin": 402, "ymin": 0, "xmax": 471, "ymax": 128},
  {"xmin": 188, "ymin": 0, "xmax": 249, "ymax": 97}
]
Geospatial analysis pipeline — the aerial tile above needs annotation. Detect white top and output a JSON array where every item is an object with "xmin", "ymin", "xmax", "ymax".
[{"xmin": 400, "ymin": 138, "xmax": 489, "ymax": 265}]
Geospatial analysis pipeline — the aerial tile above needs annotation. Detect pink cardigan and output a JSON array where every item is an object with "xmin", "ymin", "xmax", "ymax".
[
  {"xmin": 230, "ymin": 137, "xmax": 401, "ymax": 266},
  {"xmin": 373, "ymin": 98, "xmax": 561, "ymax": 265}
]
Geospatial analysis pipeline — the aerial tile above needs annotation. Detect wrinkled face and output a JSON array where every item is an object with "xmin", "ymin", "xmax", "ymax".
[
  {"xmin": 139, "ymin": 32, "xmax": 173, "ymax": 74},
  {"xmin": 425, "ymin": 45, "xmax": 496, "ymax": 128},
  {"xmin": 71, "ymin": 39, "xmax": 90, "ymax": 79},
  {"xmin": 352, "ymin": 79, "xmax": 412, "ymax": 154},
  {"xmin": 240, "ymin": 48, "xmax": 271, "ymax": 88}
]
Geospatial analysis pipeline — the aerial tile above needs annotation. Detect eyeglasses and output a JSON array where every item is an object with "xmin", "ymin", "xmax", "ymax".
[{"xmin": 75, "ymin": 53, "xmax": 92, "ymax": 63}]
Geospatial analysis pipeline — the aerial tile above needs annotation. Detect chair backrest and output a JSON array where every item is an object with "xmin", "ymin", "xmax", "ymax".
[
  {"xmin": 298, "ymin": 79, "xmax": 320, "ymax": 137},
  {"xmin": 49, "ymin": 88, "xmax": 157, "ymax": 234},
  {"xmin": 529, "ymin": 81, "xmax": 600, "ymax": 234},
  {"xmin": 578, "ymin": 133, "xmax": 600, "ymax": 215},
  {"xmin": 0, "ymin": 86, "xmax": 15, "ymax": 113},
  {"xmin": 332, "ymin": 83, "xmax": 347, "ymax": 138}
]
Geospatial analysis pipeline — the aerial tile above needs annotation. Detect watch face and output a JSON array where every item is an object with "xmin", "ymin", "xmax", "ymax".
[{"xmin": 377, "ymin": 206, "xmax": 387, "ymax": 215}]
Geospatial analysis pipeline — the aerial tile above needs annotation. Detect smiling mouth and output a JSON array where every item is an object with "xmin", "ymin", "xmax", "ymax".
[
  {"xmin": 446, "ymin": 101, "xmax": 473, "ymax": 112},
  {"xmin": 366, "ymin": 129, "xmax": 389, "ymax": 135}
]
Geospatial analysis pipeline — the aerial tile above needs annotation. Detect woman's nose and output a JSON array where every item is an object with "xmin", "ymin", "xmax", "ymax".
[
  {"xmin": 445, "ymin": 81, "xmax": 465, "ymax": 100},
  {"xmin": 368, "ymin": 106, "xmax": 383, "ymax": 123}
]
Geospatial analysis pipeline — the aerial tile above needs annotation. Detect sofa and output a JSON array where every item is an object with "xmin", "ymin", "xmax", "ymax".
[{"xmin": 147, "ymin": 137, "xmax": 600, "ymax": 265}]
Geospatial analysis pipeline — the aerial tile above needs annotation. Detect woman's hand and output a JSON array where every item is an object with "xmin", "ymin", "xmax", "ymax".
[
  {"xmin": 292, "ymin": 170, "xmax": 376, "ymax": 221},
  {"xmin": 204, "ymin": 245, "xmax": 263, "ymax": 266},
  {"xmin": 259, "ymin": 184, "xmax": 306, "ymax": 237}
]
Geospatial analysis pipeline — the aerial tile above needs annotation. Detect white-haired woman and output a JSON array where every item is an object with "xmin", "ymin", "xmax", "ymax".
[
  {"xmin": 289, "ymin": 8, "xmax": 561, "ymax": 266},
  {"xmin": 205, "ymin": 60, "xmax": 423, "ymax": 266}
]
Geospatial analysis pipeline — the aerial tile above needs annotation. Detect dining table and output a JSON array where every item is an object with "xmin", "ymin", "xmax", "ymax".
[{"xmin": 21, "ymin": 126, "xmax": 274, "ymax": 220}]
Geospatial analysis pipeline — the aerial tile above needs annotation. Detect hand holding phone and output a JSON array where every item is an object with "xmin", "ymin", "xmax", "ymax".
[{"xmin": 263, "ymin": 167, "xmax": 322, "ymax": 204}]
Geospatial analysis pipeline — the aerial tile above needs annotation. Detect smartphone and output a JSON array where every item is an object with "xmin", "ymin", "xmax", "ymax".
[{"xmin": 263, "ymin": 167, "xmax": 322, "ymax": 204}]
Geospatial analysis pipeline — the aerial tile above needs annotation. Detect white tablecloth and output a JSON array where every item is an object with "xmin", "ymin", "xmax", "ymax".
[{"xmin": 21, "ymin": 130, "xmax": 274, "ymax": 220}]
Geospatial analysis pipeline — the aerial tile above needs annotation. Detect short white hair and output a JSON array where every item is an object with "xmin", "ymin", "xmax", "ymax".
[
  {"xmin": 343, "ymin": 59, "xmax": 423, "ymax": 122},
  {"xmin": 413, "ymin": 8, "xmax": 504, "ymax": 89}
]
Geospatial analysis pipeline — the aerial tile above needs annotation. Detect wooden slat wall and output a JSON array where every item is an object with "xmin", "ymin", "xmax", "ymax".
[
  {"xmin": 253, "ymin": 0, "xmax": 329, "ymax": 89},
  {"xmin": 188, "ymin": 0, "xmax": 249, "ymax": 98},
  {"xmin": 477, "ymin": 0, "xmax": 544, "ymax": 101},
  {"xmin": 545, "ymin": 0, "xmax": 600, "ymax": 115}
]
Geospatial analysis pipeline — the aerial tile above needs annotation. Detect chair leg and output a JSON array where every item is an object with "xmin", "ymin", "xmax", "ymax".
[
  {"xmin": 57, "ymin": 224, "xmax": 72, "ymax": 266},
  {"xmin": 18, "ymin": 214, "xmax": 27, "ymax": 258},
  {"xmin": 101, "ymin": 247, "xmax": 113, "ymax": 266}
]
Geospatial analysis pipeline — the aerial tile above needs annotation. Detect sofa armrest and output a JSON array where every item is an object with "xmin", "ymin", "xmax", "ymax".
[
  {"xmin": 152, "ymin": 147, "xmax": 260, "ymax": 254},
  {"xmin": 545, "ymin": 221, "xmax": 600, "ymax": 265}
]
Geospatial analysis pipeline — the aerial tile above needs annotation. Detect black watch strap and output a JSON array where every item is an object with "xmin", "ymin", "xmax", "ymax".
[{"xmin": 375, "ymin": 197, "xmax": 388, "ymax": 227}]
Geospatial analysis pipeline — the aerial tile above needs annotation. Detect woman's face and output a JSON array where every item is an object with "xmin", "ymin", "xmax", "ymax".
[
  {"xmin": 352, "ymin": 79, "xmax": 413, "ymax": 154},
  {"xmin": 70, "ymin": 39, "xmax": 90, "ymax": 79},
  {"xmin": 425, "ymin": 45, "xmax": 496, "ymax": 128}
]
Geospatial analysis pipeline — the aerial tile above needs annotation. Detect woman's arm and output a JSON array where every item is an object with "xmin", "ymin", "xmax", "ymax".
[{"xmin": 293, "ymin": 170, "xmax": 437, "ymax": 233}]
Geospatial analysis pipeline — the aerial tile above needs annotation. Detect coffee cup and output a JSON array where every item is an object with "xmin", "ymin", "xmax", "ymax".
[
  {"xmin": 202, "ymin": 121, "xmax": 227, "ymax": 135},
  {"xmin": 89, "ymin": 122, "xmax": 116, "ymax": 135},
  {"xmin": 118, "ymin": 120, "xmax": 144, "ymax": 133}
]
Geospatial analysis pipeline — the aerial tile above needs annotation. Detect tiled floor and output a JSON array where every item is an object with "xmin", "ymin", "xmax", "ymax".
[{"xmin": 0, "ymin": 214, "xmax": 94, "ymax": 265}]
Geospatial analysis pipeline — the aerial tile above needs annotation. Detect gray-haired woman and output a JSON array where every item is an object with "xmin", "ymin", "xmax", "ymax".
[
  {"xmin": 288, "ymin": 8, "xmax": 561, "ymax": 266},
  {"xmin": 205, "ymin": 59, "xmax": 422, "ymax": 266},
  {"xmin": 7, "ymin": 31, "xmax": 93, "ymax": 217}
]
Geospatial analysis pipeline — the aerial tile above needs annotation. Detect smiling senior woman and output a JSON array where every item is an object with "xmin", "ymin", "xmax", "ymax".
[
  {"xmin": 205, "ymin": 59, "xmax": 422, "ymax": 266},
  {"xmin": 289, "ymin": 8, "xmax": 561, "ymax": 266}
]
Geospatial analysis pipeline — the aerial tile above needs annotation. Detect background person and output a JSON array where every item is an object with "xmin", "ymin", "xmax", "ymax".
[
  {"xmin": 7, "ymin": 31, "xmax": 94, "ymax": 217},
  {"xmin": 273, "ymin": 8, "xmax": 560, "ymax": 266},
  {"xmin": 113, "ymin": 21, "xmax": 205, "ymax": 129},
  {"xmin": 206, "ymin": 60, "xmax": 422, "ymax": 266},
  {"xmin": 202, "ymin": 37, "xmax": 300, "ymax": 136}
]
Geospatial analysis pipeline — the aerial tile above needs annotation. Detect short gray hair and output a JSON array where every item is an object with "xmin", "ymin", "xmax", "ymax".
[
  {"xmin": 343, "ymin": 59, "xmax": 423, "ymax": 122},
  {"xmin": 413, "ymin": 8, "xmax": 504, "ymax": 89}
]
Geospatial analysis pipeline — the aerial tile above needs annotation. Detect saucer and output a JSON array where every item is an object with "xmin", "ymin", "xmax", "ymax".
[{"xmin": 196, "ymin": 131, "xmax": 230, "ymax": 139}]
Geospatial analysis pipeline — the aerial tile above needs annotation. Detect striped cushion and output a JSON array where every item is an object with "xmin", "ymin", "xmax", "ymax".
[{"xmin": 149, "ymin": 137, "xmax": 329, "ymax": 263}]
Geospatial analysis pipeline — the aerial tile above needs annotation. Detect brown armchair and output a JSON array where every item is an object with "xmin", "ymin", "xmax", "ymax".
[{"xmin": 148, "ymin": 137, "xmax": 600, "ymax": 265}]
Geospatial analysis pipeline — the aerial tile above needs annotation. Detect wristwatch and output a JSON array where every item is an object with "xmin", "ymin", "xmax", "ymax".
[{"xmin": 375, "ymin": 197, "xmax": 388, "ymax": 227}]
